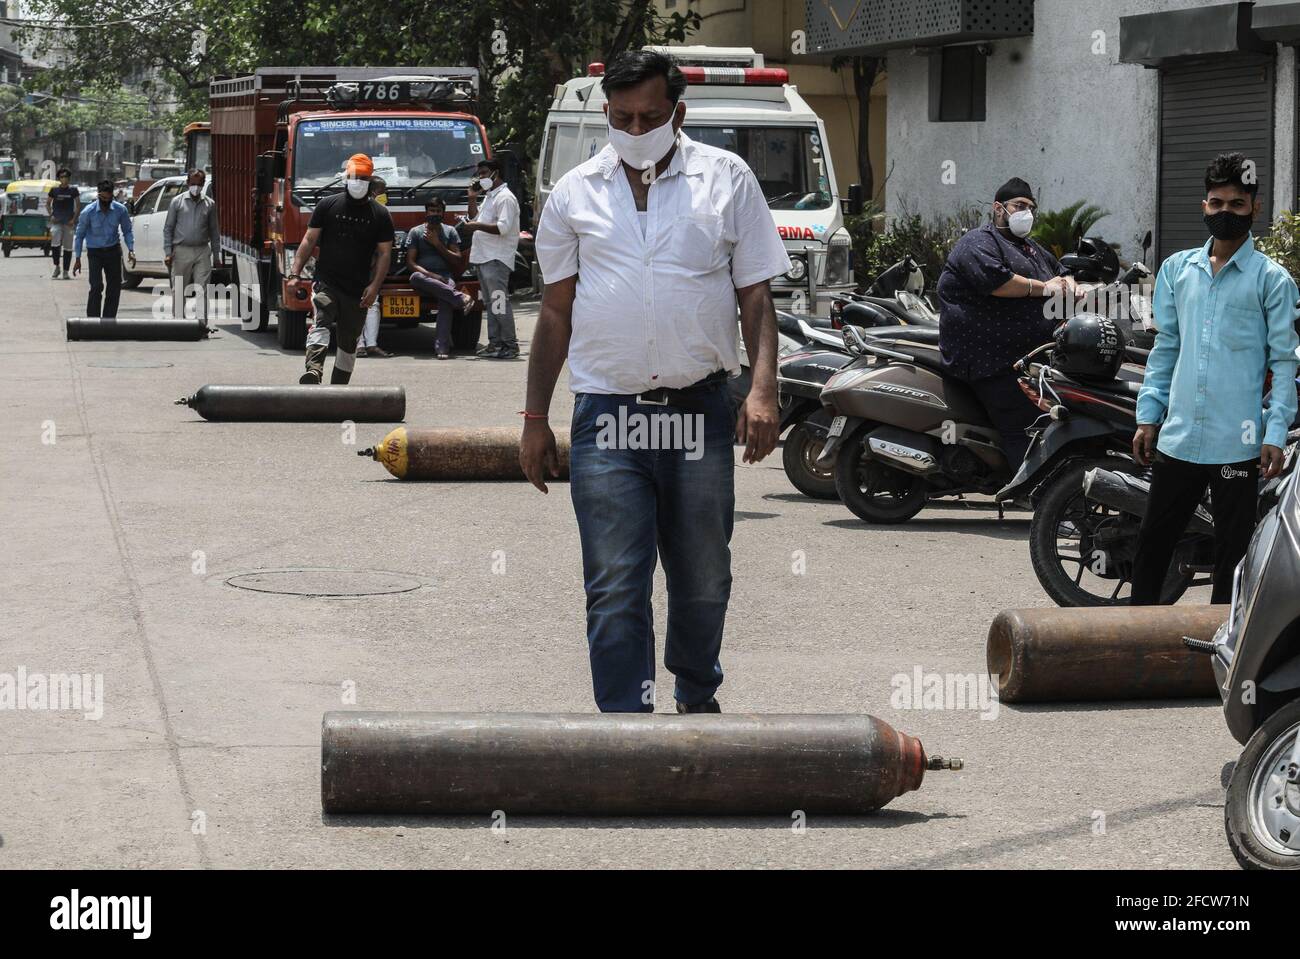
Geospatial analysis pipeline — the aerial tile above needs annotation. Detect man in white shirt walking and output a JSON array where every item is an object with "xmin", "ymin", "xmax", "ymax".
[
  {"xmin": 463, "ymin": 157, "xmax": 520, "ymax": 358},
  {"xmin": 522, "ymin": 50, "xmax": 789, "ymax": 714}
]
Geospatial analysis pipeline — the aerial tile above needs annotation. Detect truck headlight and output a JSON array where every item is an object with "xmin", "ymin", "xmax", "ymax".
[
  {"xmin": 825, "ymin": 229, "xmax": 852, "ymax": 286},
  {"xmin": 785, "ymin": 255, "xmax": 807, "ymax": 282}
]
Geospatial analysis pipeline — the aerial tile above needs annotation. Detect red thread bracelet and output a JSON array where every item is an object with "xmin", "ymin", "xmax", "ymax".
[{"xmin": 518, "ymin": 410, "xmax": 549, "ymax": 421}]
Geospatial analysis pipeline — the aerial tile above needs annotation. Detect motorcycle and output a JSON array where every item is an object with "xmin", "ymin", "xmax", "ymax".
[
  {"xmin": 816, "ymin": 237, "xmax": 1140, "ymax": 525},
  {"xmin": 1184, "ymin": 446, "xmax": 1300, "ymax": 869},
  {"xmin": 815, "ymin": 322, "xmax": 1010, "ymax": 523},
  {"xmin": 830, "ymin": 255, "xmax": 939, "ymax": 331},
  {"xmin": 777, "ymin": 342, "xmax": 856, "ymax": 499},
  {"xmin": 1007, "ymin": 340, "xmax": 1300, "ymax": 607}
]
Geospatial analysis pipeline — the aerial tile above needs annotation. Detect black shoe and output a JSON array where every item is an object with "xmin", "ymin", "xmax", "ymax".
[
  {"xmin": 298, "ymin": 369, "xmax": 322, "ymax": 385},
  {"xmin": 489, "ymin": 346, "xmax": 520, "ymax": 360},
  {"xmin": 475, "ymin": 343, "xmax": 500, "ymax": 357},
  {"xmin": 675, "ymin": 698, "xmax": 721, "ymax": 714}
]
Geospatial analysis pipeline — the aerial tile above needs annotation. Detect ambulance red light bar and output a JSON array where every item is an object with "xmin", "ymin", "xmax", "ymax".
[
  {"xmin": 585, "ymin": 63, "xmax": 787, "ymax": 86},
  {"xmin": 679, "ymin": 66, "xmax": 787, "ymax": 86}
]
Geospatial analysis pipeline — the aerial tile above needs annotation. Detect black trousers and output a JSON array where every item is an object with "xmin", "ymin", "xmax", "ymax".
[
  {"xmin": 967, "ymin": 372, "xmax": 1041, "ymax": 468},
  {"xmin": 86, "ymin": 246, "xmax": 122, "ymax": 319},
  {"xmin": 1129, "ymin": 452, "xmax": 1258, "ymax": 605}
]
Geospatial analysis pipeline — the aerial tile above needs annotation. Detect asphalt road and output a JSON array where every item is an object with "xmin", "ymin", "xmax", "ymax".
[{"xmin": 1, "ymin": 251, "xmax": 1236, "ymax": 869}]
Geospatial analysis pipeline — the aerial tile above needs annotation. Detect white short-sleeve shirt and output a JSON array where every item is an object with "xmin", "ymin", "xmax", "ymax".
[
  {"xmin": 467, "ymin": 182, "xmax": 520, "ymax": 267},
  {"xmin": 535, "ymin": 132, "xmax": 790, "ymax": 395}
]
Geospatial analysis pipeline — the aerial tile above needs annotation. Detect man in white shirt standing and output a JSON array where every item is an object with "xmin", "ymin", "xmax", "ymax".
[
  {"xmin": 522, "ymin": 50, "xmax": 789, "ymax": 714},
  {"xmin": 463, "ymin": 157, "xmax": 521, "ymax": 359}
]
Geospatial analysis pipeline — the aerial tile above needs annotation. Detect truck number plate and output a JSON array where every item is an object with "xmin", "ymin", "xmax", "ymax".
[
  {"xmin": 828, "ymin": 415, "xmax": 847, "ymax": 438},
  {"xmin": 381, "ymin": 295, "xmax": 419, "ymax": 319}
]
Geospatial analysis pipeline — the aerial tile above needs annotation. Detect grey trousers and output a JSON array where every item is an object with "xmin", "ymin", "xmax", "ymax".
[
  {"xmin": 170, "ymin": 245, "xmax": 213, "ymax": 321},
  {"xmin": 476, "ymin": 258, "xmax": 516, "ymax": 349}
]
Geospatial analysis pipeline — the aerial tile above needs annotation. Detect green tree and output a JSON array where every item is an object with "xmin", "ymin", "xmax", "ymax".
[{"xmin": 18, "ymin": 0, "xmax": 701, "ymax": 177}]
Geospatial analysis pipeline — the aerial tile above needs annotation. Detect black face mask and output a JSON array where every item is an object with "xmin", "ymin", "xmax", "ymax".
[
  {"xmin": 427, "ymin": 213, "xmax": 443, "ymax": 225},
  {"xmin": 1204, "ymin": 210, "xmax": 1252, "ymax": 242}
]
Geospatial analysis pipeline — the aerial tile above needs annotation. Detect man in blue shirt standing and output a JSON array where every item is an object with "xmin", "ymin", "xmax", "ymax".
[
  {"xmin": 72, "ymin": 179, "xmax": 136, "ymax": 319},
  {"xmin": 1131, "ymin": 152, "xmax": 1299, "ymax": 604}
]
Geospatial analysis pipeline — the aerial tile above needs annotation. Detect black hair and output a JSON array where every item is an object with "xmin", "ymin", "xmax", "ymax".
[
  {"xmin": 57, "ymin": 167, "xmax": 71, "ymax": 177},
  {"xmin": 424, "ymin": 194, "xmax": 446, "ymax": 209},
  {"xmin": 601, "ymin": 49, "xmax": 687, "ymax": 105},
  {"xmin": 187, "ymin": 168, "xmax": 204, "ymax": 179},
  {"xmin": 97, "ymin": 179, "xmax": 113, "ymax": 192},
  {"xmin": 476, "ymin": 157, "xmax": 502, "ymax": 177},
  {"xmin": 1205, "ymin": 152, "xmax": 1259, "ymax": 197}
]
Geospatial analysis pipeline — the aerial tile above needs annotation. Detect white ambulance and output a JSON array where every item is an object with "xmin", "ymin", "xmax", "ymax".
[{"xmin": 535, "ymin": 46, "xmax": 862, "ymax": 315}]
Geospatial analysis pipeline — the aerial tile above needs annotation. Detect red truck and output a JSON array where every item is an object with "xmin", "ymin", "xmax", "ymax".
[{"xmin": 210, "ymin": 67, "xmax": 489, "ymax": 349}]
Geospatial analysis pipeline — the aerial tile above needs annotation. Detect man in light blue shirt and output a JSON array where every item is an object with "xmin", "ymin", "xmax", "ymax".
[
  {"xmin": 72, "ymin": 179, "xmax": 136, "ymax": 318},
  {"xmin": 1131, "ymin": 152, "xmax": 1299, "ymax": 604}
]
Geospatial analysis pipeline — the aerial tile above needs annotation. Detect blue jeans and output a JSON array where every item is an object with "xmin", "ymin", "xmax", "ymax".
[{"xmin": 569, "ymin": 384, "xmax": 736, "ymax": 712}]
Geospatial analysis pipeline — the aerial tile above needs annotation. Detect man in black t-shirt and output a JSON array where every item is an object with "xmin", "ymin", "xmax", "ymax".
[
  {"xmin": 47, "ymin": 168, "xmax": 80, "ymax": 279},
  {"xmin": 287, "ymin": 153, "xmax": 395, "ymax": 384}
]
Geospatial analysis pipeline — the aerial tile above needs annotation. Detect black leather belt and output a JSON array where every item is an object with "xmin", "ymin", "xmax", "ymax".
[{"xmin": 635, "ymin": 370, "xmax": 728, "ymax": 407}]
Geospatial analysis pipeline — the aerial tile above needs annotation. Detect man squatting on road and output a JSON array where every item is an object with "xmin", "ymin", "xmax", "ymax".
[
  {"xmin": 288, "ymin": 153, "xmax": 395, "ymax": 384},
  {"xmin": 521, "ymin": 50, "xmax": 791, "ymax": 714}
]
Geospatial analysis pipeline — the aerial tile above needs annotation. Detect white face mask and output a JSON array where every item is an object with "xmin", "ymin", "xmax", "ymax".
[
  {"xmin": 188, "ymin": 185, "xmax": 201, "ymax": 198},
  {"xmin": 1002, "ymin": 206, "xmax": 1034, "ymax": 238},
  {"xmin": 606, "ymin": 113, "xmax": 678, "ymax": 172},
  {"xmin": 476, "ymin": 177, "xmax": 494, "ymax": 192},
  {"xmin": 345, "ymin": 178, "xmax": 370, "ymax": 200}
]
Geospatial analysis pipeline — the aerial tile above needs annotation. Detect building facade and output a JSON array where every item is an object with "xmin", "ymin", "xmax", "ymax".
[{"xmin": 807, "ymin": 0, "xmax": 1300, "ymax": 265}]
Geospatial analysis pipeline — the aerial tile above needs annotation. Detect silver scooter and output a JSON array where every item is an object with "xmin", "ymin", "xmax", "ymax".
[{"xmin": 1185, "ymin": 443, "xmax": 1300, "ymax": 869}]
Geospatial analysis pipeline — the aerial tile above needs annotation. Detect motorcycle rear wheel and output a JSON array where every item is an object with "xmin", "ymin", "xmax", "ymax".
[
  {"xmin": 782, "ymin": 422, "xmax": 839, "ymax": 500},
  {"xmin": 1029, "ymin": 456, "xmax": 1191, "ymax": 607},
  {"xmin": 1225, "ymin": 700, "xmax": 1300, "ymax": 869},
  {"xmin": 833, "ymin": 425, "xmax": 927, "ymax": 524}
]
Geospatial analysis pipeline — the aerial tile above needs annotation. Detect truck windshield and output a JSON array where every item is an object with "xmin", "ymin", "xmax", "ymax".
[
  {"xmin": 686, "ymin": 125, "xmax": 832, "ymax": 211},
  {"xmin": 293, "ymin": 117, "xmax": 484, "ymax": 194}
]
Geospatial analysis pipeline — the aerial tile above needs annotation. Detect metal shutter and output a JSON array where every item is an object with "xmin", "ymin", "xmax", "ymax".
[{"xmin": 1158, "ymin": 56, "xmax": 1274, "ymax": 264}]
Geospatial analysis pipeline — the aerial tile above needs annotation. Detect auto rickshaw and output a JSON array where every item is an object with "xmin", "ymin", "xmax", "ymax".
[{"xmin": 1, "ymin": 178, "xmax": 59, "ymax": 257}]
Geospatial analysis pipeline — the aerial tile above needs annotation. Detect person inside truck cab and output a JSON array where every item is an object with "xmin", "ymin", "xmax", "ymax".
[{"xmin": 936, "ymin": 176, "xmax": 1080, "ymax": 466}]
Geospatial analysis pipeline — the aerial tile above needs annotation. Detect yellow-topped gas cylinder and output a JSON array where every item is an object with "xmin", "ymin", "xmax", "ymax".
[{"xmin": 359, "ymin": 427, "xmax": 570, "ymax": 481}]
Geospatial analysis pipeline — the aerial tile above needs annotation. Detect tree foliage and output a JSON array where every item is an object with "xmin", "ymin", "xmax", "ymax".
[{"xmin": 16, "ymin": 0, "xmax": 701, "ymax": 176}]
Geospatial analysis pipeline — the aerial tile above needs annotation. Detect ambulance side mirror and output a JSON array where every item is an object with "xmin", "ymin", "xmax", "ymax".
[{"xmin": 844, "ymin": 183, "xmax": 864, "ymax": 216}]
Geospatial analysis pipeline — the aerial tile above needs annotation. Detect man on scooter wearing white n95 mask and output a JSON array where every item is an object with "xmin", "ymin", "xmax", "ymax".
[{"xmin": 937, "ymin": 177, "xmax": 1083, "ymax": 466}]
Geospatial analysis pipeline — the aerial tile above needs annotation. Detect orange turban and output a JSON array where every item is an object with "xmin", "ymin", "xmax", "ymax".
[{"xmin": 345, "ymin": 153, "xmax": 374, "ymax": 177}]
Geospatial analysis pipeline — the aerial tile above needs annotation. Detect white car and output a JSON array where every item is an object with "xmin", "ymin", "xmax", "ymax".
[{"xmin": 120, "ymin": 176, "xmax": 218, "ymax": 287}]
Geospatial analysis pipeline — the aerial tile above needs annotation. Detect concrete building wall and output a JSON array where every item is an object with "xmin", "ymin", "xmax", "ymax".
[
  {"xmin": 1274, "ymin": 44, "xmax": 1297, "ymax": 216},
  {"xmin": 882, "ymin": 0, "xmax": 1300, "ymax": 263},
  {"xmin": 883, "ymin": 0, "xmax": 1180, "ymax": 263}
]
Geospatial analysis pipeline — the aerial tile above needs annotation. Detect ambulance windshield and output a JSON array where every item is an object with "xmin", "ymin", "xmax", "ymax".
[{"xmin": 686, "ymin": 125, "xmax": 833, "ymax": 211}]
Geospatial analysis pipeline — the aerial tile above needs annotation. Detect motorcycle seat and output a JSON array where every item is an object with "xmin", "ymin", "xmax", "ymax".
[
  {"xmin": 878, "ymin": 337, "xmax": 948, "ymax": 374},
  {"xmin": 864, "ymin": 326, "xmax": 940, "ymax": 346}
]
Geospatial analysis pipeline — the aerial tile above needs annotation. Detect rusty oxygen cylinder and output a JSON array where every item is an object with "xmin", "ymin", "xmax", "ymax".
[
  {"xmin": 987, "ymin": 605, "xmax": 1225, "ymax": 703},
  {"xmin": 68, "ymin": 316, "xmax": 212, "ymax": 341},
  {"xmin": 320, "ymin": 712, "xmax": 961, "ymax": 816},
  {"xmin": 359, "ymin": 427, "xmax": 571, "ymax": 481},
  {"xmin": 176, "ymin": 385, "xmax": 406, "ymax": 422}
]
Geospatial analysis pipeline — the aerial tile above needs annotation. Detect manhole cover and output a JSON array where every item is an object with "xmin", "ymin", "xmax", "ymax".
[
  {"xmin": 87, "ymin": 359, "xmax": 175, "ymax": 369},
  {"xmin": 224, "ymin": 567, "xmax": 427, "ymax": 597}
]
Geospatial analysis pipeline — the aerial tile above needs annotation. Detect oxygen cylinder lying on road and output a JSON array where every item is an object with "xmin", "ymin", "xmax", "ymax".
[
  {"xmin": 176, "ymin": 385, "xmax": 406, "ymax": 422},
  {"xmin": 359, "ymin": 427, "xmax": 571, "ymax": 481},
  {"xmin": 67, "ymin": 316, "xmax": 211, "ymax": 341},
  {"xmin": 987, "ymin": 605, "xmax": 1225, "ymax": 703},
  {"xmin": 321, "ymin": 711, "xmax": 960, "ymax": 816}
]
